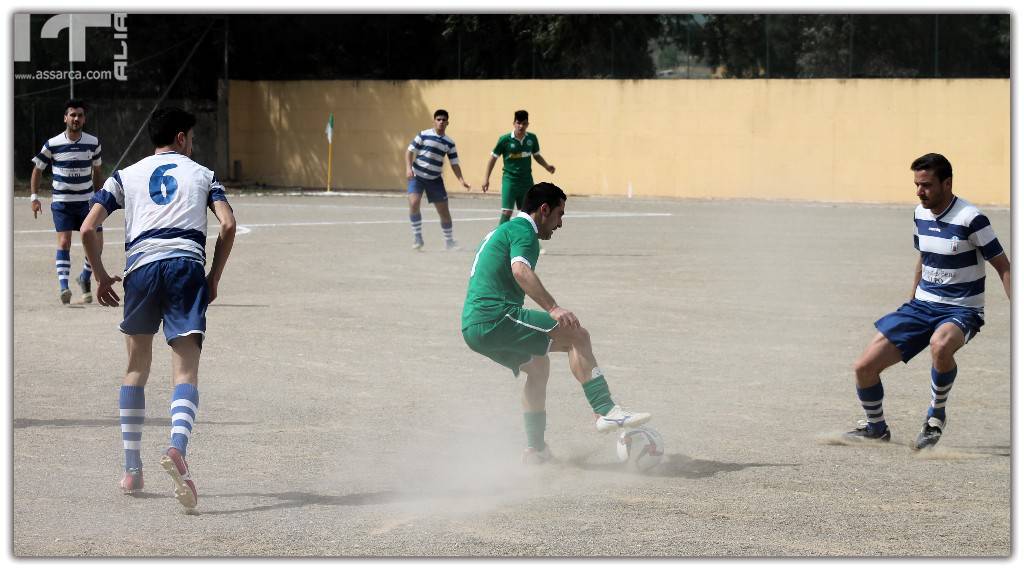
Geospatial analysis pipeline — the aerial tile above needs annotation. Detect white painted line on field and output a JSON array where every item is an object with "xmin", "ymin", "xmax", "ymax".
[
  {"xmin": 12, "ymin": 212, "xmax": 670, "ymax": 246},
  {"xmin": 233, "ymin": 212, "xmax": 673, "ymax": 230}
]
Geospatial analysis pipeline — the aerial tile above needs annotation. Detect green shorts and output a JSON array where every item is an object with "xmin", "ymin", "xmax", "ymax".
[
  {"xmin": 501, "ymin": 178, "xmax": 534, "ymax": 211},
  {"xmin": 463, "ymin": 306, "xmax": 558, "ymax": 376}
]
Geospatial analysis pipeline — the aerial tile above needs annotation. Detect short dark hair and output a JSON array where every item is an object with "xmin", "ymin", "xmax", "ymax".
[
  {"xmin": 522, "ymin": 182, "xmax": 566, "ymax": 214},
  {"xmin": 911, "ymin": 153, "xmax": 953, "ymax": 182},
  {"xmin": 148, "ymin": 107, "xmax": 196, "ymax": 147},
  {"xmin": 433, "ymin": 109, "xmax": 449, "ymax": 120},
  {"xmin": 64, "ymin": 99, "xmax": 86, "ymax": 114},
  {"xmin": 514, "ymin": 110, "xmax": 529, "ymax": 122}
]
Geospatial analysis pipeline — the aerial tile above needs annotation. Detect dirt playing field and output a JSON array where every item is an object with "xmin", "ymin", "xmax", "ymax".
[{"xmin": 9, "ymin": 191, "xmax": 1012, "ymax": 557}]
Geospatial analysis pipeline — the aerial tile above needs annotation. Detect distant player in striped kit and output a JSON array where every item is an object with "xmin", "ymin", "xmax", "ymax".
[
  {"xmin": 28, "ymin": 99, "xmax": 104, "ymax": 305},
  {"xmin": 846, "ymin": 153, "xmax": 1011, "ymax": 450},
  {"xmin": 405, "ymin": 109, "xmax": 471, "ymax": 251},
  {"xmin": 80, "ymin": 107, "xmax": 236, "ymax": 511}
]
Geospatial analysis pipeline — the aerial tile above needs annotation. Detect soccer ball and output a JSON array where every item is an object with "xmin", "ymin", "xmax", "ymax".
[{"xmin": 616, "ymin": 426, "xmax": 665, "ymax": 472}]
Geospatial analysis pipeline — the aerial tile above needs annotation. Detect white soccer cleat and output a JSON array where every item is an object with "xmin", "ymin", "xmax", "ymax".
[
  {"xmin": 445, "ymin": 239, "xmax": 460, "ymax": 251},
  {"xmin": 412, "ymin": 237, "xmax": 424, "ymax": 251},
  {"xmin": 521, "ymin": 444, "xmax": 553, "ymax": 465},
  {"xmin": 595, "ymin": 405, "xmax": 652, "ymax": 433}
]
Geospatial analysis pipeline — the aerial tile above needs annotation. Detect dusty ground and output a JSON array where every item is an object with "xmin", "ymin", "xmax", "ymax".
[{"xmin": 8, "ymin": 192, "xmax": 1012, "ymax": 557}]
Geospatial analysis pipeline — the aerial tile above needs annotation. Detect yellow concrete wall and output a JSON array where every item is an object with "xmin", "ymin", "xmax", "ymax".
[{"xmin": 229, "ymin": 79, "xmax": 1010, "ymax": 206}]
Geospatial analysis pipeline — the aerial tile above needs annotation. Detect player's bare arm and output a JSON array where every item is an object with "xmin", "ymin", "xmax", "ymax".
[
  {"xmin": 533, "ymin": 153, "xmax": 555, "ymax": 174},
  {"xmin": 511, "ymin": 261, "xmax": 579, "ymax": 329},
  {"xmin": 451, "ymin": 163, "xmax": 472, "ymax": 190},
  {"xmin": 482, "ymin": 155, "xmax": 498, "ymax": 192},
  {"xmin": 80, "ymin": 203, "xmax": 120, "ymax": 306},
  {"xmin": 207, "ymin": 200, "xmax": 237, "ymax": 304},
  {"xmin": 29, "ymin": 167, "xmax": 43, "ymax": 218},
  {"xmin": 911, "ymin": 256, "xmax": 923, "ymax": 301},
  {"xmin": 92, "ymin": 164, "xmax": 103, "ymax": 190},
  {"xmin": 988, "ymin": 253, "xmax": 1011, "ymax": 300},
  {"xmin": 405, "ymin": 149, "xmax": 416, "ymax": 179}
]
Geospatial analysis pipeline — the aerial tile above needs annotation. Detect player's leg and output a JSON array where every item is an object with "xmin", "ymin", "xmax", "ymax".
[
  {"xmin": 432, "ymin": 198, "xmax": 458, "ymax": 250},
  {"xmin": 407, "ymin": 178, "xmax": 425, "ymax": 249},
  {"xmin": 519, "ymin": 355, "xmax": 552, "ymax": 463},
  {"xmin": 161, "ymin": 335, "xmax": 201, "ymax": 510},
  {"xmin": 499, "ymin": 178, "xmax": 516, "ymax": 224},
  {"xmin": 55, "ymin": 231, "xmax": 73, "ymax": 304},
  {"xmin": 156, "ymin": 258, "xmax": 208, "ymax": 510},
  {"xmin": 119, "ymin": 333, "xmax": 154, "ymax": 494},
  {"xmin": 915, "ymin": 320, "xmax": 971, "ymax": 450},
  {"xmin": 547, "ymin": 323, "xmax": 652, "ymax": 432},
  {"xmin": 847, "ymin": 332, "xmax": 903, "ymax": 440}
]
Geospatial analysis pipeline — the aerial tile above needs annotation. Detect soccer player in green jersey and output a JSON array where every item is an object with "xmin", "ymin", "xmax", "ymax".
[
  {"xmin": 461, "ymin": 182, "xmax": 651, "ymax": 465},
  {"xmin": 481, "ymin": 110, "xmax": 556, "ymax": 225}
]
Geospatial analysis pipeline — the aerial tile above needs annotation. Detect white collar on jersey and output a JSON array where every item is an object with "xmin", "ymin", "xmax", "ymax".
[
  {"xmin": 516, "ymin": 211, "xmax": 539, "ymax": 234},
  {"xmin": 511, "ymin": 130, "xmax": 527, "ymax": 143}
]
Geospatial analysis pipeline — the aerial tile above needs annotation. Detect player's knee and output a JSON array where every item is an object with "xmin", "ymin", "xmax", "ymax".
[
  {"xmin": 929, "ymin": 337, "xmax": 957, "ymax": 361},
  {"xmin": 853, "ymin": 355, "xmax": 876, "ymax": 378}
]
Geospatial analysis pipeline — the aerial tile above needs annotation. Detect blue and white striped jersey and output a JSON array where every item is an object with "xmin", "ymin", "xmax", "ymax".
[
  {"xmin": 90, "ymin": 151, "xmax": 229, "ymax": 275},
  {"xmin": 31, "ymin": 131, "xmax": 102, "ymax": 202},
  {"xmin": 408, "ymin": 129, "xmax": 459, "ymax": 180},
  {"xmin": 913, "ymin": 196, "xmax": 1003, "ymax": 310}
]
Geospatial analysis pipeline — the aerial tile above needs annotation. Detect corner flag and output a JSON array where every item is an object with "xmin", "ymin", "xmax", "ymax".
[{"xmin": 325, "ymin": 112, "xmax": 334, "ymax": 144}]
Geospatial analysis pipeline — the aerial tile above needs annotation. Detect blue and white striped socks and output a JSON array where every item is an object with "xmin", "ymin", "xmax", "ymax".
[
  {"xmin": 857, "ymin": 382, "xmax": 887, "ymax": 434},
  {"xmin": 928, "ymin": 366, "xmax": 957, "ymax": 423},
  {"xmin": 410, "ymin": 213, "xmax": 423, "ymax": 242},
  {"xmin": 441, "ymin": 221, "xmax": 454, "ymax": 242},
  {"xmin": 81, "ymin": 258, "xmax": 93, "ymax": 283},
  {"xmin": 170, "ymin": 384, "xmax": 199, "ymax": 456},
  {"xmin": 55, "ymin": 249, "xmax": 70, "ymax": 290},
  {"xmin": 119, "ymin": 386, "xmax": 145, "ymax": 471}
]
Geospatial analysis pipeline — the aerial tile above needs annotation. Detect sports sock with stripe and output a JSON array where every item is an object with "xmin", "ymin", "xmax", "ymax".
[
  {"xmin": 55, "ymin": 249, "xmax": 70, "ymax": 290},
  {"xmin": 119, "ymin": 385, "xmax": 145, "ymax": 471},
  {"xmin": 927, "ymin": 366, "xmax": 957, "ymax": 423},
  {"xmin": 169, "ymin": 383, "xmax": 199, "ymax": 456},
  {"xmin": 857, "ymin": 382, "xmax": 887, "ymax": 434}
]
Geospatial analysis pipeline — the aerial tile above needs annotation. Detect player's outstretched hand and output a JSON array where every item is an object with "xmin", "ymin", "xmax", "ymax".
[
  {"xmin": 481, "ymin": 181, "xmax": 490, "ymax": 193},
  {"xmin": 207, "ymin": 274, "xmax": 220, "ymax": 304},
  {"xmin": 461, "ymin": 179, "xmax": 472, "ymax": 191},
  {"xmin": 546, "ymin": 164, "xmax": 556, "ymax": 174},
  {"xmin": 96, "ymin": 274, "xmax": 122, "ymax": 307},
  {"xmin": 31, "ymin": 199, "xmax": 41, "ymax": 219},
  {"xmin": 549, "ymin": 306, "xmax": 579, "ymax": 329}
]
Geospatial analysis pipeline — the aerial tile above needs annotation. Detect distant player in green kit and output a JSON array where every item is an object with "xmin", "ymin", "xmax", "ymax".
[
  {"xmin": 481, "ymin": 110, "xmax": 556, "ymax": 224},
  {"xmin": 462, "ymin": 182, "xmax": 652, "ymax": 465}
]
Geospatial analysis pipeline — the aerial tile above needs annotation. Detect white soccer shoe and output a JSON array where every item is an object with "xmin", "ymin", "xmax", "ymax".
[
  {"xmin": 445, "ymin": 239, "xmax": 460, "ymax": 251},
  {"xmin": 412, "ymin": 237, "xmax": 424, "ymax": 251},
  {"xmin": 521, "ymin": 444, "xmax": 553, "ymax": 465},
  {"xmin": 595, "ymin": 405, "xmax": 652, "ymax": 433}
]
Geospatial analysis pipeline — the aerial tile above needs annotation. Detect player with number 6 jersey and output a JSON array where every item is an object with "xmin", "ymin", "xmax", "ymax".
[{"xmin": 81, "ymin": 107, "xmax": 236, "ymax": 512}]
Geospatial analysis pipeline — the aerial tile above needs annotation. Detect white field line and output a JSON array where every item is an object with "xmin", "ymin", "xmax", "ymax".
[{"xmin": 12, "ymin": 212, "xmax": 671, "ymax": 248}]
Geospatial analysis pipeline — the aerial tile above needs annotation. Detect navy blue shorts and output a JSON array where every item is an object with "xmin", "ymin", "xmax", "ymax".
[
  {"xmin": 51, "ymin": 200, "xmax": 102, "ymax": 232},
  {"xmin": 875, "ymin": 299, "xmax": 984, "ymax": 363},
  {"xmin": 121, "ymin": 257, "xmax": 209, "ymax": 345},
  {"xmin": 407, "ymin": 176, "xmax": 448, "ymax": 203}
]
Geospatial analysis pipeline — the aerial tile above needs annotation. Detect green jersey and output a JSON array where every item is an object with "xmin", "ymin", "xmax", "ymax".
[
  {"xmin": 492, "ymin": 132, "xmax": 540, "ymax": 182},
  {"xmin": 462, "ymin": 213, "xmax": 541, "ymax": 328}
]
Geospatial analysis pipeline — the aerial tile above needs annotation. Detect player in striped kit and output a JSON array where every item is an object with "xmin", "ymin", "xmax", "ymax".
[
  {"xmin": 28, "ymin": 99, "xmax": 104, "ymax": 304},
  {"xmin": 846, "ymin": 153, "xmax": 1011, "ymax": 450},
  {"xmin": 405, "ymin": 109, "xmax": 471, "ymax": 250},
  {"xmin": 80, "ymin": 107, "xmax": 236, "ymax": 510}
]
